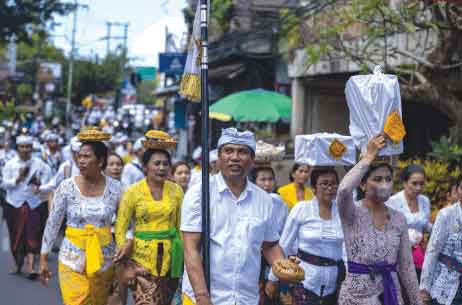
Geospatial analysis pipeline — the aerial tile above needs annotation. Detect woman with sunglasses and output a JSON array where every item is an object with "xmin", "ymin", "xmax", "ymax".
[
  {"xmin": 114, "ymin": 130, "xmax": 184, "ymax": 305},
  {"xmin": 267, "ymin": 166, "xmax": 344, "ymax": 305}
]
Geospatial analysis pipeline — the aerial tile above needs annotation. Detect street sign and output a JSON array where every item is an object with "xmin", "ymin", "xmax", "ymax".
[
  {"xmin": 158, "ymin": 53, "xmax": 187, "ymax": 75},
  {"xmin": 135, "ymin": 67, "xmax": 157, "ymax": 81}
]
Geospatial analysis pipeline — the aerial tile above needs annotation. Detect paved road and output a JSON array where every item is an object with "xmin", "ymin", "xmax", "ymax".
[
  {"xmin": 0, "ymin": 215, "xmax": 61, "ymax": 305},
  {"xmin": 0, "ymin": 209, "xmax": 135, "ymax": 305}
]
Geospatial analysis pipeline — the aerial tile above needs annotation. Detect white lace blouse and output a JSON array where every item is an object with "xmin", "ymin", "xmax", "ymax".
[
  {"xmin": 387, "ymin": 190, "xmax": 432, "ymax": 233},
  {"xmin": 41, "ymin": 176, "xmax": 122, "ymax": 272},
  {"xmin": 420, "ymin": 202, "xmax": 462, "ymax": 305}
]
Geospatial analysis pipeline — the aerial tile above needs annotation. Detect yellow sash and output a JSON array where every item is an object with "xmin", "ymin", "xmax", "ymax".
[
  {"xmin": 182, "ymin": 294, "xmax": 195, "ymax": 305},
  {"xmin": 65, "ymin": 224, "xmax": 112, "ymax": 276}
]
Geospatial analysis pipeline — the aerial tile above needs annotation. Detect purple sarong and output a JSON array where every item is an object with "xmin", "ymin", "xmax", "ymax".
[{"xmin": 348, "ymin": 261, "xmax": 398, "ymax": 305}]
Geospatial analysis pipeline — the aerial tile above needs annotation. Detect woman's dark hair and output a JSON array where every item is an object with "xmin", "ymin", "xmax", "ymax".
[
  {"xmin": 249, "ymin": 166, "xmax": 276, "ymax": 183},
  {"xmin": 400, "ymin": 164, "xmax": 425, "ymax": 182},
  {"xmin": 455, "ymin": 175, "xmax": 462, "ymax": 190},
  {"xmin": 81, "ymin": 142, "xmax": 109, "ymax": 170},
  {"xmin": 289, "ymin": 163, "xmax": 309, "ymax": 182},
  {"xmin": 172, "ymin": 161, "xmax": 191, "ymax": 175},
  {"xmin": 356, "ymin": 163, "xmax": 394, "ymax": 201},
  {"xmin": 142, "ymin": 149, "xmax": 172, "ymax": 166},
  {"xmin": 107, "ymin": 152, "xmax": 124, "ymax": 166},
  {"xmin": 310, "ymin": 167, "xmax": 339, "ymax": 190}
]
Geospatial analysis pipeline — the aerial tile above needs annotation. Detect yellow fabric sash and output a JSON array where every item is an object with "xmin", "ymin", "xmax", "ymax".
[
  {"xmin": 182, "ymin": 294, "xmax": 195, "ymax": 305},
  {"xmin": 65, "ymin": 225, "xmax": 112, "ymax": 276}
]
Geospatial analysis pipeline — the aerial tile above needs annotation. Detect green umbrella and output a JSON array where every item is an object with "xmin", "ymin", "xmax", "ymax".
[{"xmin": 209, "ymin": 89, "xmax": 292, "ymax": 122}]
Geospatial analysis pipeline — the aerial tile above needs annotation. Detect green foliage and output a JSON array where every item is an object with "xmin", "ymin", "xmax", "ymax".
[
  {"xmin": 428, "ymin": 136, "xmax": 462, "ymax": 165},
  {"xmin": 279, "ymin": 0, "xmax": 451, "ymax": 69},
  {"xmin": 16, "ymin": 83, "xmax": 33, "ymax": 101},
  {"xmin": 137, "ymin": 80, "xmax": 158, "ymax": 105},
  {"xmin": 71, "ymin": 53, "xmax": 125, "ymax": 104},
  {"xmin": 211, "ymin": 0, "xmax": 234, "ymax": 33},
  {"xmin": 0, "ymin": 100, "xmax": 27, "ymax": 121},
  {"xmin": 0, "ymin": 0, "xmax": 73, "ymax": 44},
  {"xmin": 394, "ymin": 159, "xmax": 460, "ymax": 210}
]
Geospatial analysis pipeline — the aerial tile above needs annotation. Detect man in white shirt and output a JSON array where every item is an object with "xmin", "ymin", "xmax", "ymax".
[
  {"xmin": 2, "ymin": 135, "xmax": 51, "ymax": 277},
  {"xmin": 181, "ymin": 128, "xmax": 285, "ymax": 305},
  {"xmin": 39, "ymin": 136, "xmax": 81, "ymax": 194},
  {"xmin": 41, "ymin": 132, "xmax": 64, "ymax": 176},
  {"xmin": 121, "ymin": 137, "xmax": 145, "ymax": 188}
]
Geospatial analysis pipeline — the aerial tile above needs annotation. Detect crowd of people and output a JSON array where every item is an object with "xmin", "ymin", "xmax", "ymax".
[{"xmin": 0, "ymin": 124, "xmax": 461, "ymax": 305}]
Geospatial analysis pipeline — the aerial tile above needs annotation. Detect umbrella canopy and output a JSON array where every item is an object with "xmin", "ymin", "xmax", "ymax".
[{"xmin": 209, "ymin": 89, "xmax": 292, "ymax": 122}]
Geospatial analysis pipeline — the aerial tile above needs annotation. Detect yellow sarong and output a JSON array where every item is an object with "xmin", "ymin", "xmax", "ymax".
[
  {"xmin": 183, "ymin": 294, "xmax": 196, "ymax": 305},
  {"xmin": 65, "ymin": 224, "xmax": 112, "ymax": 276},
  {"xmin": 59, "ymin": 262, "xmax": 113, "ymax": 305}
]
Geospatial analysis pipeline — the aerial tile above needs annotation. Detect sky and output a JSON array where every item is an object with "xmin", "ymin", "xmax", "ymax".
[{"xmin": 52, "ymin": 0, "xmax": 188, "ymax": 67}]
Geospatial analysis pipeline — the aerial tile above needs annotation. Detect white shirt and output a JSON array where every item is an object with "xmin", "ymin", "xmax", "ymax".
[
  {"xmin": 181, "ymin": 173, "xmax": 279, "ymax": 305},
  {"xmin": 2, "ymin": 156, "xmax": 52, "ymax": 209},
  {"xmin": 420, "ymin": 203, "xmax": 462, "ymax": 305},
  {"xmin": 188, "ymin": 167, "xmax": 202, "ymax": 188},
  {"xmin": 121, "ymin": 158, "xmax": 144, "ymax": 188},
  {"xmin": 0, "ymin": 148, "xmax": 17, "ymax": 186},
  {"xmin": 387, "ymin": 190, "xmax": 432, "ymax": 233},
  {"xmin": 270, "ymin": 193, "xmax": 289, "ymax": 235},
  {"xmin": 62, "ymin": 145, "xmax": 72, "ymax": 162},
  {"xmin": 39, "ymin": 160, "xmax": 80, "ymax": 193},
  {"xmin": 41, "ymin": 148, "xmax": 63, "ymax": 175},
  {"xmin": 276, "ymin": 199, "xmax": 344, "ymax": 296},
  {"xmin": 0, "ymin": 148, "xmax": 17, "ymax": 167}
]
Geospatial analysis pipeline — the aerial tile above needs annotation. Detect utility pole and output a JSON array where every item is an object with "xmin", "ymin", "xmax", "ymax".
[
  {"xmin": 106, "ymin": 22, "xmax": 112, "ymax": 55},
  {"xmin": 66, "ymin": 0, "xmax": 88, "ymax": 128}
]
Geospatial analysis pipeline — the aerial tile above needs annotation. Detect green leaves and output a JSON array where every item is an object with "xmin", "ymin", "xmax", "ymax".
[
  {"xmin": 428, "ymin": 136, "xmax": 462, "ymax": 164},
  {"xmin": 0, "ymin": 0, "xmax": 73, "ymax": 44},
  {"xmin": 0, "ymin": 100, "xmax": 27, "ymax": 121},
  {"xmin": 211, "ymin": 0, "xmax": 234, "ymax": 33}
]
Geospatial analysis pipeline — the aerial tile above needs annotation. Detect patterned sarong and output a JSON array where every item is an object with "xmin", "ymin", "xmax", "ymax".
[{"xmin": 4, "ymin": 202, "xmax": 48, "ymax": 270}]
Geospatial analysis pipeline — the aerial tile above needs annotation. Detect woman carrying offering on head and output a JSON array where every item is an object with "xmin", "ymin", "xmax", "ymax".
[
  {"xmin": 336, "ymin": 135, "xmax": 422, "ymax": 305},
  {"xmin": 39, "ymin": 127, "xmax": 121, "ymax": 305},
  {"xmin": 114, "ymin": 130, "xmax": 184, "ymax": 305}
]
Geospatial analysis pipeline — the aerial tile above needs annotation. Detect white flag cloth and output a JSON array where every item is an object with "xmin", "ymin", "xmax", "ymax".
[
  {"xmin": 295, "ymin": 133, "xmax": 356, "ymax": 166},
  {"xmin": 180, "ymin": 3, "xmax": 202, "ymax": 102},
  {"xmin": 345, "ymin": 66, "xmax": 405, "ymax": 156}
]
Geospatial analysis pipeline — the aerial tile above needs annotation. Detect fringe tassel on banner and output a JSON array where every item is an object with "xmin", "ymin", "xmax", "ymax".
[{"xmin": 180, "ymin": 3, "xmax": 202, "ymax": 102}]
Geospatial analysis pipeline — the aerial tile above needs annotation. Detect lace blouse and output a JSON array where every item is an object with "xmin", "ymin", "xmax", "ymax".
[
  {"xmin": 387, "ymin": 190, "xmax": 432, "ymax": 233},
  {"xmin": 420, "ymin": 203, "xmax": 462, "ymax": 305},
  {"xmin": 41, "ymin": 176, "xmax": 122, "ymax": 273},
  {"xmin": 336, "ymin": 159, "xmax": 422, "ymax": 305}
]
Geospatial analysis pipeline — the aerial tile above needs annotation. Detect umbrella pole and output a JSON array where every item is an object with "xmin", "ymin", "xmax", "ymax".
[{"xmin": 200, "ymin": 0, "xmax": 211, "ymax": 290}]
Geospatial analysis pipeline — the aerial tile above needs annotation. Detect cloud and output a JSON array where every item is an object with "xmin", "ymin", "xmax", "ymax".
[{"xmin": 130, "ymin": 15, "xmax": 186, "ymax": 67}]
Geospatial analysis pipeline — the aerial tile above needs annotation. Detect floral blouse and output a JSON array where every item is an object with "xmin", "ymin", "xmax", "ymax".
[
  {"xmin": 420, "ymin": 202, "xmax": 462, "ymax": 305},
  {"xmin": 41, "ymin": 176, "xmax": 122, "ymax": 273},
  {"xmin": 336, "ymin": 159, "xmax": 422, "ymax": 305},
  {"xmin": 115, "ymin": 178, "xmax": 183, "ymax": 277}
]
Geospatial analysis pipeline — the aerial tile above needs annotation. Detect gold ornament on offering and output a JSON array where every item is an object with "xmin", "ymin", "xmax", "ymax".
[
  {"xmin": 383, "ymin": 111, "xmax": 406, "ymax": 143},
  {"xmin": 328, "ymin": 138, "xmax": 347, "ymax": 160},
  {"xmin": 77, "ymin": 127, "xmax": 111, "ymax": 142},
  {"xmin": 142, "ymin": 130, "xmax": 177, "ymax": 150},
  {"xmin": 271, "ymin": 259, "xmax": 305, "ymax": 284}
]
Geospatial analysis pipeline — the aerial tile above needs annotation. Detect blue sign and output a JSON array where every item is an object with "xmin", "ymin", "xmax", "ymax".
[{"xmin": 158, "ymin": 53, "xmax": 187, "ymax": 75}]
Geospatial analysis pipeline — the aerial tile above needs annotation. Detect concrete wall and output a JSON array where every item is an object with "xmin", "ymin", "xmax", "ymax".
[{"xmin": 291, "ymin": 77, "xmax": 350, "ymax": 137}]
